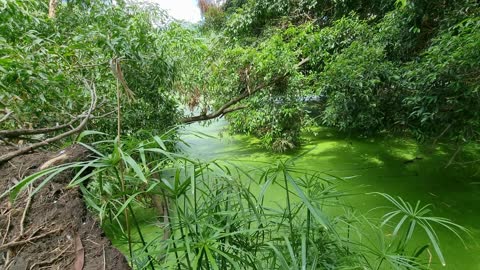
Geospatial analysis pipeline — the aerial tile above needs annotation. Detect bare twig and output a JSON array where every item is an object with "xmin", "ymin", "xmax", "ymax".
[
  {"xmin": 296, "ymin": 57, "xmax": 310, "ymax": 67},
  {"xmin": 445, "ymin": 144, "xmax": 463, "ymax": 168},
  {"xmin": 1, "ymin": 211, "xmax": 11, "ymax": 245},
  {"xmin": 20, "ymin": 185, "xmax": 33, "ymax": 236},
  {"xmin": 0, "ymin": 81, "xmax": 97, "ymax": 164},
  {"xmin": 0, "ymin": 228, "xmax": 62, "ymax": 252},
  {"xmin": 3, "ymin": 249, "xmax": 13, "ymax": 270},
  {"xmin": 0, "ymin": 110, "xmax": 13, "ymax": 124},
  {"xmin": 92, "ymin": 110, "xmax": 116, "ymax": 119},
  {"xmin": 110, "ymin": 58, "xmax": 135, "ymax": 101},
  {"xmin": 29, "ymin": 243, "xmax": 72, "ymax": 270},
  {"xmin": 0, "ymin": 137, "xmax": 18, "ymax": 148},
  {"xmin": 432, "ymin": 123, "xmax": 452, "ymax": 147},
  {"xmin": 451, "ymin": 158, "xmax": 480, "ymax": 165},
  {"xmin": 102, "ymin": 244, "xmax": 106, "ymax": 270}
]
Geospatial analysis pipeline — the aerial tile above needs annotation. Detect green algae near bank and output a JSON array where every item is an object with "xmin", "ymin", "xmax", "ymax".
[
  {"xmin": 181, "ymin": 121, "xmax": 480, "ymax": 269},
  {"xmin": 109, "ymin": 120, "xmax": 480, "ymax": 269}
]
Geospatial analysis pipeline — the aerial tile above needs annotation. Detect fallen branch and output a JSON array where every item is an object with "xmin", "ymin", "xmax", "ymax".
[
  {"xmin": 2, "ymin": 249, "xmax": 13, "ymax": 270},
  {"xmin": 0, "ymin": 81, "xmax": 97, "ymax": 164},
  {"xmin": 0, "ymin": 117, "xmax": 80, "ymax": 138},
  {"xmin": 181, "ymin": 76, "xmax": 284, "ymax": 124}
]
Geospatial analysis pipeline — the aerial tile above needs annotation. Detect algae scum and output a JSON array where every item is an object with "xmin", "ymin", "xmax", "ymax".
[{"xmin": 108, "ymin": 120, "xmax": 480, "ymax": 269}]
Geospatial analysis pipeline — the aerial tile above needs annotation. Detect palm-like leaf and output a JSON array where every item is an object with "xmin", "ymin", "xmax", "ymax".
[{"xmin": 373, "ymin": 192, "xmax": 469, "ymax": 266}]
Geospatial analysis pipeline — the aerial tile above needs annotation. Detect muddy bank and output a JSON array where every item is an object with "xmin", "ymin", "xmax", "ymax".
[{"xmin": 0, "ymin": 145, "xmax": 130, "ymax": 270}]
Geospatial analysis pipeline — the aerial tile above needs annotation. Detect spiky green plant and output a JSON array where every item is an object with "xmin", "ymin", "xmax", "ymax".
[{"xmin": 372, "ymin": 192, "xmax": 469, "ymax": 267}]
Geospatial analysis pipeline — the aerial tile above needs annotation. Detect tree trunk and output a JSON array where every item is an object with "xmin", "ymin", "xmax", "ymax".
[{"xmin": 48, "ymin": 0, "xmax": 58, "ymax": 18}]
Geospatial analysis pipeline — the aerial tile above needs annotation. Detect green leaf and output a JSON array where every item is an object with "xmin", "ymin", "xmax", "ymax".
[{"xmin": 122, "ymin": 153, "xmax": 148, "ymax": 183}]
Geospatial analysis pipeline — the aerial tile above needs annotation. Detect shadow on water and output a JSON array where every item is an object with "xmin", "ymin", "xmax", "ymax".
[{"xmin": 179, "ymin": 120, "xmax": 480, "ymax": 270}]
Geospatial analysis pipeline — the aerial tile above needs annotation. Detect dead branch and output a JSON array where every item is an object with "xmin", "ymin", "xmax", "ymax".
[
  {"xmin": 221, "ymin": 105, "xmax": 248, "ymax": 116},
  {"xmin": 0, "ymin": 82, "xmax": 97, "ymax": 164},
  {"xmin": 102, "ymin": 244, "xmax": 106, "ymax": 270},
  {"xmin": 92, "ymin": 110, "xmax": 116, "ymax": 119},
  {"xmin": 451, "ymin": 158, "xmax": 480, "ymax": 165},
  {"xmin": 39, "ymin": 152, "xmax": 70, "ymax": 170},
  {"xmin": 0, "ymin": 137, "xmax": 18, "ymax": 148},
  {"xmin": 296, "ymin": 57, "xmax": 310, "ymax": 67},
  {"xmin": 0, "ymin": 117, "xmax": 80, "ymax": 138},
  {"xmin": 0, "ymin": 110, "xmax": 13, "ymax": 124},
  {"xmin": 3, "ymin": 249, "xmax": 13, "ymax": 270}
]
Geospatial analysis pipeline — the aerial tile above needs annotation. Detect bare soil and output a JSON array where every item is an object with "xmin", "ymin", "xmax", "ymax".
[{"xmin": 0, "ymin": 145, "xmax": 130, "ymax": 270}]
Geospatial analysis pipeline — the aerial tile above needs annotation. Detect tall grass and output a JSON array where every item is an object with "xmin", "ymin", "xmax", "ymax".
[{"xmin": 2, "ymin": 133, "xmax": 469, "ymax": 269}]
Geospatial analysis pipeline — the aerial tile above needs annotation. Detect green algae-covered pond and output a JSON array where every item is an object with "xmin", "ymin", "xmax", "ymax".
[{"xmin": 109, "ymin": 119, "xmax": 480, "ymax": 269}]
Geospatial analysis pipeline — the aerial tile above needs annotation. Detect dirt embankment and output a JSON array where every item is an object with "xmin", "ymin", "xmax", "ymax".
[{"xmin": 0, "ymin": 145, "xmax": 130, "ymax": 270}]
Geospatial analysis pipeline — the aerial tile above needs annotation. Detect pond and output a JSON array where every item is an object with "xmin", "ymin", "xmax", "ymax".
[
  {"xmin": 111, "ymin": 119, "xmax": 480, "ymax": 269},
  {"xmin": 182, "ymin": 119, "xmax": 480, "ymax": 269}
]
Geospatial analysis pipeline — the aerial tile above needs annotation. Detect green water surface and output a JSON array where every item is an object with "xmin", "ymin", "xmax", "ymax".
[
  {"xmin": 180, "ymin": 120, "xmax": 480, "ymax": 270},
  {"xmin": 111, "ymin": 119, "xmax": 480, "ymax": 269}
]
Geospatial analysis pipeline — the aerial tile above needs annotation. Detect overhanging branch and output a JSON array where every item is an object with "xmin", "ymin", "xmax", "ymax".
[
  {"xmin": 180, "ymin": 58, "xmax": 309, "ymax": 124},
  {"xmin": 180, "ymin": 75, "xmax": 286, "ymax": 124},
  {"xmin": 181, "ymin": 105, "xmax": 247, "ymax": 123}
]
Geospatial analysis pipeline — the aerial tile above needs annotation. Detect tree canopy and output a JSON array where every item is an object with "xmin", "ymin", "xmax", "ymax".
[{"xmin": 1, "ymin": 0, "xmax": 479, "ymax": 152}]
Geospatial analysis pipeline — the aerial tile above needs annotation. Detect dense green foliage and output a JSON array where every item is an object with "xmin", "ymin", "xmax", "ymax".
[
  {"xmin": 1, "ymin": 0, "xmax": 477, "ymax": 269},
  {"xmin": 192, "ymin": 0, "xmax": 480, "ymax": 150},
  {"xmin": 1, "ymin": 0, "xmax": 178, "ymax": 135},
  {"xmin": 2, "ymin": 0, "xmax": 478, "ymax": 150}
]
